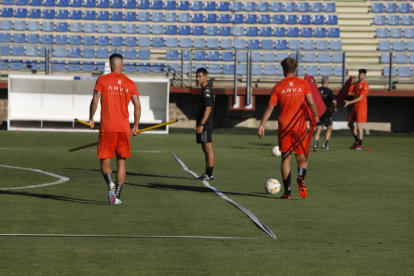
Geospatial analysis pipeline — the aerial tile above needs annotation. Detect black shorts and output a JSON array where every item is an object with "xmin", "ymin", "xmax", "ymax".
[
  {"xmin": 317, "ymin": 114, "xmax": 333, "ymax": 127},
  {"xmin": 196, "ymin": 129, "xmax": 212, "ymax": 144}
]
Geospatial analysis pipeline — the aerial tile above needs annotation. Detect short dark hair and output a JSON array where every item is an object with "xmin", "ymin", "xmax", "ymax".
[
  {"xmin": 281, "ymin": 57, "xmax": 297, "ymax": 74},
  {"xmin": 109, "ymin": 53, "xmax": 123, "ymax": 63},
  {"xmin": 196, "ymin": 67, "xmax": 208, "ymax": 75},
  {"xmin": 359, "ymin": 69, "xmax": 367, "ymax": 74}
]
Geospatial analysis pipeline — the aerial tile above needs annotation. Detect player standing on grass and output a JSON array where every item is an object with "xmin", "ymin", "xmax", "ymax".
[
  {"xmin": 314, "ymin": 76, "xmax": 337, "ymax": 151},
  {"xmin": 89, "ymin": 53, "xmax": 141, "ymax": 204},
  {"xmin": 195, "ymin": 68, "xmax": 215, "ymax": 181},
  {"xmin": 258, "ymin": 57, "xmax": 319, "ymax": 199},
  {"xmin": 344, "ymin": 69, "xmax": 369, "ymax": 150}
]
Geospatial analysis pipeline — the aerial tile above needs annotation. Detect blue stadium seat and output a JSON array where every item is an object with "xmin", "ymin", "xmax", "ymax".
[
  {"xmin": 383, "ymin": 67, "xmax": 397, "ymax": 77},
  {"xmin": 25, "ymin": 60, "xmax": 38, "ymax": 70},
  {"xmin": 245, "ymin": 2, "xmax": 255, "ymax": 12},
  {"xmin": 138, "ymin": 12, "xmax": 150, "ymax": 22},
  {"xmin": 56, "ymin": 22, "xmax": 68, "ymax": 32},
  {"xmin": 57, "ymin": 0, "xmax": 69, "ymax": 6},
  {"xmin": 274, "ymin": 27, "xmax": 285, "ymax": 37},
  {"xmin": 404, "ymin": 28, "xmax": 414, "ymax": 38},
  {"xmin": 166, "ymin": 63, "xmax": 179, "ymax": 73},
  {"xmin": 318, "ymin": 53, "xmax": 330, "ymax": 63},
  {"xmin": 166, "ymin": 12, "xmax": 177, "ymax": 22},
  {"xmin": 125, "ymin": 24, "xmax": 136, "ymax": 34},
  {"xmin": 85, "ymin": 0, "xmax": 96, "ymax": 7},
  {"xmin": 1, "ymin": 8, "xmax": 13, "ymax": 17},
  {"xmin": 29, "ymin": 0, "xmax": 41, "ymax": 5},
  {"xmin": 0, "ymin": 20, "xmax": 12, "ymax": 30},
  {"xmin": 379, "ymin": 41, "xmax": 391, "ymax": 51},
  {"xmin": 206, "ymin": 26, "xmax": 217, "ymax": 36},
  {"xmin": 399, "ymin": 3, "xmax": 411, "ymax": 14},
  {"xmin": 194, "ymin": 51, "xmax": 206, "ymax": 61},
  {"xmin": 298, "ymin": 2, "xmax": 309, "ymax": 12},
  {"xmin": 388, "ymin": 16, "xmax": 399, "ymax": 26},
  {"xmin": 289, "ymin": 40, "xmax": 301, "ymax": 50},
  {"xmin": 328, "ymin": 28, "xmax": 340, "ymax": 38},
  {"xmin": 258, "ymin": 2, "xmax": 269, "ymax": 12},
  {"xmin": 221, "ymin": 51, "xmax": 233, "ymax": 61},
  {"xmin": 220, "ymin": 39, "xmax": 232, "ymax": 49},
  {"xmin": 179, "ymin": 37, "xmax": 191, "ymax": 48},
  {"xmin": 325, "ymin": 3, "xmax": 336, "ymax": 13},
  {"xmin": 71, "ymin": 0, "xmax": 82, "ymax": 7},
  {"xmin": 68, "ymin": 48, "xmax": 81, "ymax": 58},
  {"xmin": 153, "ymin": 63, "xmax": 165, "ymax": 73},
  {"xmin": 111, "ymin": 36, "xmax": 123, "ymax": 46},
  {"xmin": 261, "ymin": 40, "xmax": 273, "ymax": 50},
  {"xmin": 234, "ymin": 39, "xmax": 245, "ymax": 49},
  {"xmin": 299, "ymin": 15, "xmax": 311, "ymax": 25},
  {"xmin": 259, "ymin": 14, "xmax": 270, "ymax": 24},
  {"xmin": 284, "ymin": 2, "xmax": 296, "ymax": 12},
  {"xmin": 28, "ymin": 21, "xmax": 39, "ymax": 31},
  {"xmin": 277, "ymin": 65, "xmax": 284, "ymax": 76},
  {"xmin": 395, "ymin": 54, "xmax": 408, "ymax": 64},
  {"xmin": 222, "ymin": 64, "xmax": 234, "ymax": 75},
  {"xmin": 208, "ymin": 64, "xmax": 220, "ymax": 74},
  {"xmin": 16, "ymin": 0, "xmax": 28, "ymax": 5},
  {"xmin": 306, "ymin": 66, "xmax": 318, "ymax": 76},
  {"xmin": 316, "ymin": 40, "xmax": 328, "ymax": 51},
  {"xmin": 124, "ymin": 49, "xmax": 137, "ymax": 59},
  {"xmin": 111, "ymin": 0, "xmax": 123, "ymax": 8},
  {"xmin": 398, "ymin": 67, "xmax": 411, "ymax": 77},
  {"xmin": 166, "ymin": 37, "xmax": 177, "ymax": 47},
  {"xmin": 42, "ymin": 22, "xmax": 54, "ymax": 32},
  {"xmin": 264, "ymin": 65, "xmax": 277, "ymax": 76},
  {"xmin": 251, "ymin": 52, "xmax": 261, "ymax": 62},
  {"xmin": 301, "ymin": 27, "xmax": 312, "ymax": 38},
  {"xmin": 56, "ymin": 35, "xmax": 68, "ymax": 45},
  {"xmin": 206, "ymin": 38, "xmax": 218, "ymax": 49},
  {"xmin": 298, "ymin": 65, "xmax": 305, "ymax": 76},
  {"xmin": 231, "ymin": 1, "xmax": 242, "ymax": 11},
  {"xmin": 302, "ymin": 40, "xmax": 315, "ymax": 50},
  {"xmin": 125, "ymin": 0, "xmax": 136, "ymax": 9},
  {"xmin": 260, "ymin": 27, "xmax": 272, "ymax": 37},
  {"xmin": 330, "ymin": 40, "xmax": 342, "ymax": 51},
  {"xmin": 84, "ymin": 23, "xmax": 96, "ymax": 33},
  {"xmin": 193, "ymin": 38, "xmax": 205, "ymax": 48},
  {"xmin": 151, "ymin": 12, "xmax": 163, "ymax": 22},
  {"xmin": 111, "ymin": 24, "xmax": 123, "ymax": 33},
  {"xmin": 68, "ymin": 61, "xmax": 81, "ymax": 71},
  {"xmin": 374, "ymin": 16, "xmax": 386, "ymax": 25},
  {"xmin": 380, "ymin": 53, "xmax": 390, "ymax": 64},
  {"xmin": 70, "ymin": 22, "xmax": 81, "ymax": 32},
  {"xmin": 53, "ymin": 47, "xmax": 66, "ymax": 57},
  {"xmin": 402, "ymin": 16, "xmax": 413, "ymax": 26},
  {"xmin": 311, "ymin": 3, "xmax": 322, "ymax": 12},
  {"xmin": 151, "ymin": 0, "xmax": 162, "ymax": 9},
  {"xmin": 41, "ymin": 34, "xmax": 53, "ymax": 44},
  {"xmin": 96, "ymin": 11, "xmax": 109, "ymax": 20},
  {"xmin": 372, "ymin": 3, "xmax": 383, "ymax": 13},
  {"xmin": 286, "ymin": 15, "xmax": 297, "ymax": 25},
  {"xmin": 332, "ymin": 53, "xmax": 343, "ymax": 63},
  {"xmin": 137, "ymin": 63, "xmax": 151, "ymax": 73},
  {"xmin": 69, "ymin": 35, "xmax": 81, "ymax": 45},
  {"xmin": 385, "ymin": 3, "xmax": 397, "ymax": 13},
  {"xmin": 190, "ymin": 1, "xmax": 202, "ymax": 10},
  {"xmin": 252, "ymin": 65, "xmax": 262, "ymax": 76},
  {"xmin": 13, "ymin": 33, "xmax": 26, "ymax": 43},
  {"xmin": 315, "ymin": 28, "xmax": 327, "ymax": 38},
  {"xmin": 27, "ymin": 34, "xmax": 39, "ymax": 43},
  {"xmin": 178, "ymin": 13, "xmax": 190, "ymax": 22},
  {"xmin": 16, "ymin": 8, "xmax": 28, "ymax": 18},
  {"xmin": 275, "ymin": 40, "xmax": 287, "ymax": 50},
  {"xmin": 313, "ymin": 15, "xmax": 324, "ymax": 25},
  {"xmin": 97, "ymin": 36, "xmax": 109, "ymax": 46},
  {"xmin": 206, "ymin": 14, "xmax": 217, "ymax": 23},
  {"xmin": 218, "ymin": 26, "xmax": 230, "ymax": 36},
  {"xmin": 152, "ymin": 37, "xmax": 164, "ymax": 47},
  {"xmin": 111, "ymin": 11, "xmax": 123, "ymax": 21},
  {"xmin": 0, "ymin": 46, "xmax": 10, "ymax": 56},
  {"xmin": 165, "ymin": 0, "xmax": 176, "ymax": 10},
  {"xmin": 271, "ymin": 2, "xmax": 282, "ymax": 12},
  {"xmin": 165, "ymin": 25, "xmax": 177, "ymax": 35},
  {"xmin": 233, "ymin": 26, "xmax": 244, "ymax": 36},
  {"xmin": 182, "ymin": 50, "xmax": 190, "ymax": 60},
  {"xmin": 152, "ymin": 25, "xmax": 164, "ymax": 34},
  {"xmin": 14, "ymin": 21, "xmax": 26, "ymax": 31},
  {"xmin": 83, "ymin": 35, "xmax": 95, "ymax": 45},
  {"xmin": 71, "ymin": 10, "xmax": 82, "ymax": 20},
  {"xmin": 393, "ymin": 41, "xmax": 405, "ymax": 51},
  {"xmin": 11, "ymin": 60, "xmax": 24, "ymax": 70},
  {"xmin": 138, "ymin": 50, "xmax": 150, "ymax": 60},
  {"xmin": 246, "ymin": 27, "xmax": 258, "ymax": 36},
  {"xmin": 233, "ymin": 14, "xmax": 244, "ymax": 24},
  {"xmin": 166, "ymin": 50, "xmax": 179, "ymax": 60},
  {"xmin": 248, "ymin": 39, "xmax": 259, "ymax": 49},
  {"xmin": 57, "ymin": 10, "xmax": 69, "ymax": 19},
  {"xmin": 179, "ymin": 25, "xmax": 190, "ymax": 35},
  {"xmin": 193, "ymin": 26, "xmax": 204, "ymax": 36},
  {"xmin": 0, "ymin": 59, "xmax": 9, "ymax": 70},
  {"xmin": 96, "ymin": 48, "xmax": 109, "ymax": 58},
  {"xmin": 82, "ymin": 62, "xmax": 95, "ymax": 71},
  {"xmin": 326, "ymin": 15, "xmax": 338, "ymax": 25},
  {"xmin": 263, "ymin": 52, "xmax": 275, "ymax": 63},
  {"xmin": 138, "ymin": 24, "xmax": 150, "ymax": 34},
  {"xmin": 390, "ymin": 28, "xmax": 402, "ymax": 38},
  {"xmin": 303, "ymin": 53, "xmax": 316, "ymax": 63},
  {"xmin": 320, "ymin": 66, "xmax": 332, "ymax": 76},
  {"xmin": 219, "ymin": 14, "xmax": 230, "ymax": 24},
  {"xmin": 205, "ymin": 1, "xmax": 216, "ymax": 11},
  {"xmin": 178, "ymin": 1, "xmax": 189, "ymax": 10},
  {"xmin": 246, "ymin": 14, "xmax": 257, "ymax": 24}
]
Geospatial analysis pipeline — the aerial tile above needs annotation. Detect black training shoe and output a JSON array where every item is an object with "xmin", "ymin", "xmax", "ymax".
[
  {"xmin": 197, "ymin": 174, "xmax": 214, "ymax": 181},
  {"xmin": 313, "ymin": 146, "xmax": 318, "ymax": 152}
]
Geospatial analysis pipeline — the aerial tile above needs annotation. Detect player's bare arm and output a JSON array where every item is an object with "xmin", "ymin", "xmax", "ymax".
[
  {"xmin": 196, "ymin": 107, "xmax": 211, "ymax": 134},
  {"xmin": 131, "ymin": 94, "xmax": 141, "ymax": 136},
  {"xmin": 305, "ymin": 94, "xmax": 320, "ymax": 123},
  {"xmin": 344, "ymin": 95, "xmax": 364, "ymax": 107},
  {"xmin": 89, "ymin": 90, "xmax": 101, "ymax": 129},
  {"xmin": 258, "ymin": 105, "xmax": 275, "ymax": 139},
  {"xmin": 332, "ymin": 100, "xmax": 338, "ymax": 113}
]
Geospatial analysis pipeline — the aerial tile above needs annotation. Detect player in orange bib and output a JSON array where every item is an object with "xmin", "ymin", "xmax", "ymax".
[
  {"xmin": 89, "ymin": 53, "xmax": 141, "ymax": 204},
  {"xmin": 258, "ymin": 57, "xmax": 319, "ymax": 199},
  {"xmin": 344, "ymin": 69, "xmax": 369, "ymax": 150}
]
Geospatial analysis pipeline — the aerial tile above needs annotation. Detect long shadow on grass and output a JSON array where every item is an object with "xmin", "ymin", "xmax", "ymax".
[
  {"xmin": 126, "ymin": 182, "xmax": 275, "ymax": 199},
  {"xmin": 65, "ymin": 168, "xmax": 191, "ymax": 180},
  {"xmin": 0, "ymin": 190, "xmax": 107, "ymax": 205}
]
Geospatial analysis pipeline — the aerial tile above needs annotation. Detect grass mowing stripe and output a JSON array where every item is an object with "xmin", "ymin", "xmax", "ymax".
[{"xmin": 0, "ymin": 234, "xmax": 256, "ymax": 240}]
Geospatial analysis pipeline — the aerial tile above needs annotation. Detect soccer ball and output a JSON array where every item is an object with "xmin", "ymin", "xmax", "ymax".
[
  {"xmin": 265, "ymin": 179, "xmax": 281, "ymax": 195},
  {"xmin": 271, "ymin": 146, "xmax": 281, "ymax": 157}
]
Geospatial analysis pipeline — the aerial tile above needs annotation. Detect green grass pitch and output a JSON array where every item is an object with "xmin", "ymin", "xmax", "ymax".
[{"xmin": 0, "ymin": 129, "xmax": 413, "ymax": 275}]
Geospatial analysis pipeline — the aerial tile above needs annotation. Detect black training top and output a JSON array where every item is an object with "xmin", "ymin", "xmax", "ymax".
[
  {"xmin": 318, "ymin": 87, "xmax": 336, "ymax": 115},
  {"xmin": 196, "ymin": 85, "xmax": 215, "ymax": 130}
]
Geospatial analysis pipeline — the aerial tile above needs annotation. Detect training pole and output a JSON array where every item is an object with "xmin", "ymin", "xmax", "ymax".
[{"xmin": 68, "ymin": 118, "xmax": 182, "ymax": 152}]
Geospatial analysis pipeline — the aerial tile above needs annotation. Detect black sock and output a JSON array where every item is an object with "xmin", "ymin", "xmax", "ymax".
[
  {"xmin": 103, "ymin": 173, "xmax": 113, "ymax": 186},
  {"xmin": 359, "ymin": 140, "xmax": 363, "ymax": 145},
  {"xmin": 115, "ymin": 184, "xmax": 123, "ymax": 199},
  {"xmin": 314, "ymin": 140, "xmax": 318, "ymax": 148},
  {"xmin": 283, "ymin": 172, "xmax": 291, "ymax": 196},
  {"xmin": 323, "ymin": 140, "xmax": 329, "ymax": 147},
  {"xmin": 206, "ymin": 167, "xmax": 214, "ymax": 177},
  {"xmin": 354, "ymin": 135, "xmax": 359, "ymax": 142},
  {"xmin": 298, "ymin": 168, "xmax": 307, "ymax": 180}
]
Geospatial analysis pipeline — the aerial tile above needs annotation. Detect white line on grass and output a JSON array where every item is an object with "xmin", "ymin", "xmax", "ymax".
[
  {"xmin": 0, "ymin": 148, "xmax": 164, "ymax": 153},
  {"xmin": 0, "ymin": 234, "xmax": 256, "ymax": 240},
  {"xmin": 0, "ymin": 165, "xmax": 70, "ymax": 190}
]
